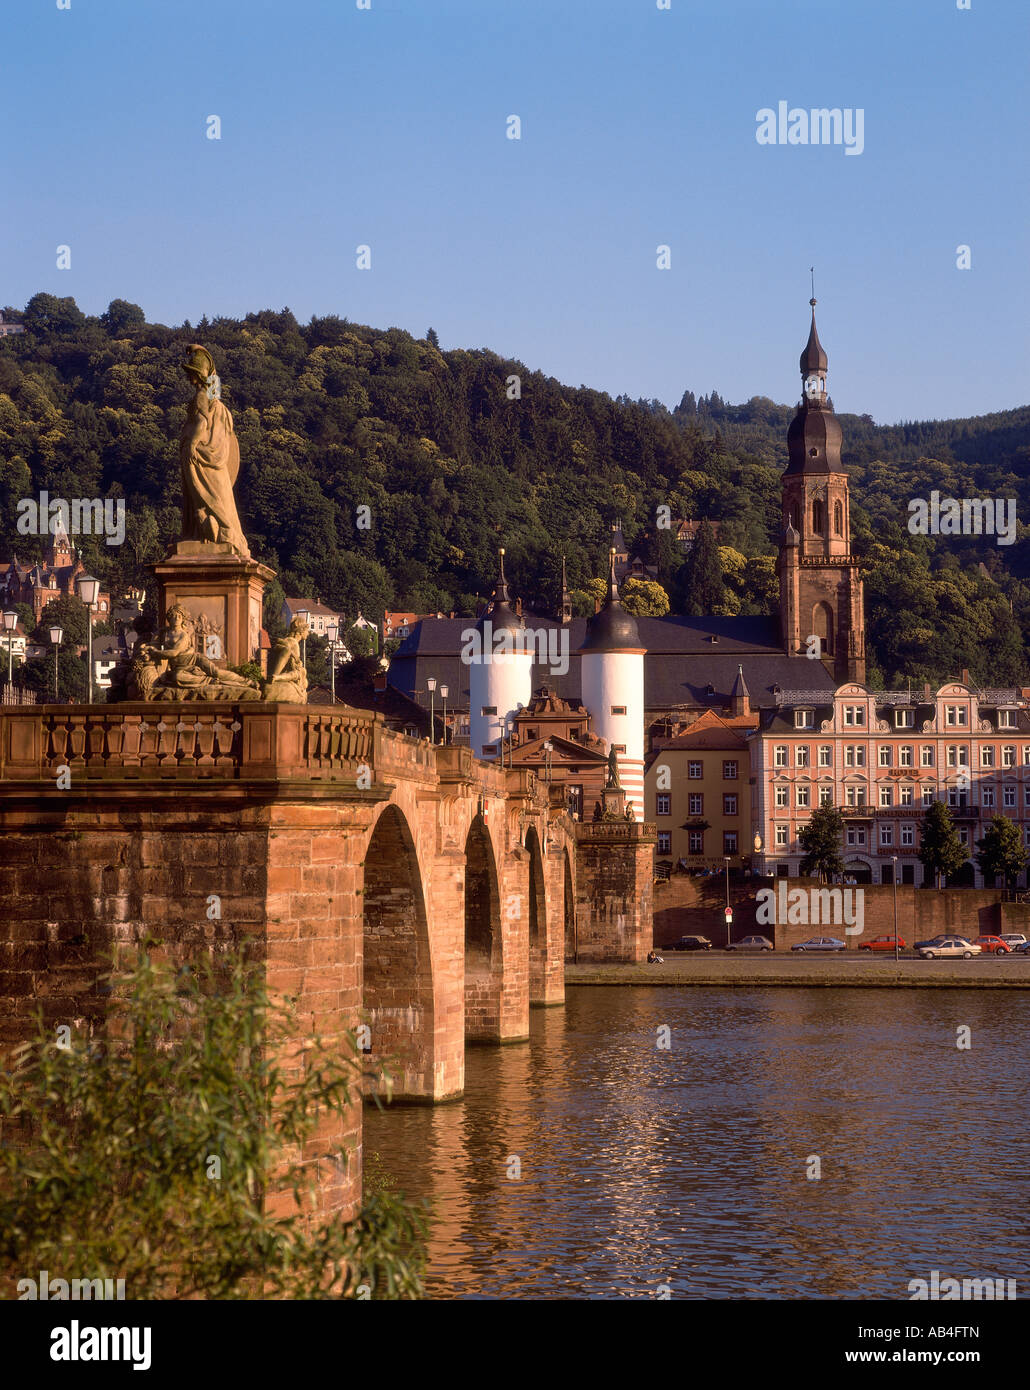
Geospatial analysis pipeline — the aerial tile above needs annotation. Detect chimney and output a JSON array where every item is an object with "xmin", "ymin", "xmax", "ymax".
[
  {"xmin": 923, "ymin": 682, "xmax": 931, "ymax": 701},
  {"xmin": 961, "ymin": 668, "xmax": 970, "ymax": 686}
]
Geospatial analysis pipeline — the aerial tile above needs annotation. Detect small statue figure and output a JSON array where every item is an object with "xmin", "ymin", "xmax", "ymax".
[
  {"xmin": 262, "ymin": 617, "xmax": 309, "ymax": 703},
  {"xmin": 135, "ymin": 604, "xmax": 261, "ymax": 701},
  {"xmin": 179, "ymin": 344, "xmax": 250, "ymax": 557},
  {"xmin": 605, "ymin": 747, "xmax": 621, "ymax": 789},
  {"xmin": 592, "ymin": 801, "xmax": 602, "ymax": 822},
  {"xmin": 624, "ymin": 800, "xmax": 635, "ymax": 822}
]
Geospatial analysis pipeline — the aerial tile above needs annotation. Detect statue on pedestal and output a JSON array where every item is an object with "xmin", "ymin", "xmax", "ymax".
[
  {"xmin": 606, "ymin": 747, "xmax": 621, "ymax": 788},
  {"xmin": 262, "ymin": 617, "xmax": 309, "ymax": 703},
  {"xmin": 179, "ymin": 344, "xmax": 250, "ymax": 557},
  {"xmin": 130, "ymin": 604, "xmax": 261, "ymax": 701}
]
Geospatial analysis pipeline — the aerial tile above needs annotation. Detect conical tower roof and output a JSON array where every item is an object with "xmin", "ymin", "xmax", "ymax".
[
  {"xmin": 578, "ymin": 548, "xmax": 643, "ymax": 653},
  {"xmin": 476, "ymin": 547, "xmax": 524, "ymax": 633}
]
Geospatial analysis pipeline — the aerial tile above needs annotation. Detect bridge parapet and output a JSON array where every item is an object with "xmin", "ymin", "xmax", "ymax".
[{"xmin": 576, "ymin": 821, "xmax": 658, "ymax": 842}]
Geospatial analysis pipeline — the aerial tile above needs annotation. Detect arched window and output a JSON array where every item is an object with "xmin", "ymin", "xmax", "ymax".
[
  {"xmin": 834, "ymin": 500, "xmax": 844, "ymax": 536},
  {"xmin": 812, "ymin": 499, "xmax": 825, "ymax": 533}
]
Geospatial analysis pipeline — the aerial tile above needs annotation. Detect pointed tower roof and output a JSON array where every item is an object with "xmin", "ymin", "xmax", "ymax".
[
  {"xmin": 578, "ymin": 548, "xmax": 643, "ymax": 653},
  {"xmin": 800, "ymin": 298, "xmax": 828, "ymax": 375},
  {"xmin": 730, "ymin": 664, "xmax": 750, "ymax": 700},
  {"xmin": 476, "ymin": 547, "xmax": 524, "ymax": 632}
]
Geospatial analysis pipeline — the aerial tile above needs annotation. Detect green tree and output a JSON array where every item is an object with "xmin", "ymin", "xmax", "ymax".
[
  {"xmin": 797, "ymin": 805, "xmax": 846, "ymax": 882},
  {"xmin": 19, "ymin": 648, "xmax": 85, "ymax": 703},
  {"xmin": 0, "ymin": 949, "xmax": 426, "ymax": 1299},
  {"xmin": 975, "ymin": 814, "xmax": 1028, "ymax": 889},
  {"xmin": 32, "ymin": 595, "xmax": 89, "ymax": 647},
  {"xmin": 919, "ymin": 800, "xmax": 967, "ymax": 888},
  {"xmin": 100, "ymin": 299, "xmax": 146, "ymax": 335},
  {"xmin": 675, "ymin": 519, "xmax": 723, "ymax": 616},
  {"xmin": 426, "ymin": 327, "xmax": 440, "ymax": 349}
]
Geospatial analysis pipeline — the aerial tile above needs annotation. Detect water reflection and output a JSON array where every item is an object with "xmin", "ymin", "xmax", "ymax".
[{"xmin": 364, "ymin": 988, "xmax": 1030, "ymax": 1299}]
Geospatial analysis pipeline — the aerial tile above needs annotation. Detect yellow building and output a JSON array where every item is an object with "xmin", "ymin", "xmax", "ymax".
[{"xmin": 644, "ymin": 707, "xmax": 757, "ymax": 871}]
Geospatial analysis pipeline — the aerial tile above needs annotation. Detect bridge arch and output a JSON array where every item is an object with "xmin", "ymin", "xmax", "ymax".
[
  {"xmin": 464, "ymin": 814, "xmax": 503, "ymax": 1042},
  {"xmin": 524, "ymin": 825, "xmax": 548, "ymax": 1001},
  {"xmin": 362, "ymin": 803, "xmax": 434, "ymax": 1099},
  {"xmin": 563, "ymin": 846, "xmax": 577, "ymax": 963}
]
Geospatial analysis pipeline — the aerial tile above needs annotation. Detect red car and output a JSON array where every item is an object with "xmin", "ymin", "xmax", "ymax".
[
  {"xmin": 858, "ymin": 934, "xmax": 906, "ymax": 952},
  {"xmin": 974, "ymin": 935, "xmax": 1011, "ymax": 955}
]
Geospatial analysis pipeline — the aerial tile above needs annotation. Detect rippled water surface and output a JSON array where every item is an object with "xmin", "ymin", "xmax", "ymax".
[{"xmin": 363, "ymin": 988, "xmax": 1030, "ymax": 1299}]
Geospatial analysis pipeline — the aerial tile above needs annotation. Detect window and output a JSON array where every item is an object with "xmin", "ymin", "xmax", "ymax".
[
  {"xmin": 656, "ymin": 794, "xmax": 671, "ymax": 816},
  {"xmin": 958, "ymin": 828, "xmax": 970, "ymax": 847},
  {"xmin": 920, "ymin": 746, "xmax": 934, "ymax": 767},
  {"xmin": 819, "ymin": 786, "xmax": 833, "ymax": 807},
  {"xmin": 723, "ymin": 832, "xmax": 738, "ymax": 855},
  {"xmin": 796, "ymin": 786, "xmax": 810, "ymax": 808},
  {"xmin": 657, "ymin": 832, "xmax": 671, "ymax": 854},
  {"xmin": 982, "ymin": 787, "xmax": 994, "ymax": 808},
  {"xmin": 688, "ymin": 830, "xmax": 705, "ymax": 854},
  {"xmin": 900, "ymin": 785, "xmax": 914, "ymax": 806},
  {"xmin": 901, "ymin": 825, "xmax": 915, "ymax": 847},
  {"xmin": 846, "ymin": 786, "xmax": 866, "ymax": 806},
  {"xmin": 834, "ymin": 500, "xmax": 843, "ymax": 535},
  {"xmin": 1025, "ymin": 784, "xmax": 1030, "ymax": 808},
  {"xmin": 846, "ymin": 826, "xmax": 867, "ymax": 846},
  {"xmin": 818, "ymin": 745, "xmax": 832, "ymax": 767},
  {"xmin": 774, "ymin": 746, "xmax": 788, "ymax": 768},
  {"xmin": 1004, "ymin": 786, "xmax": 1017, "ymax": 810},
  {"xmin": 879, "ymin": 825, "xmax": 894, "ymax": 847},
  {"xmin": 796, "ymin": 746, "xmax": 809, "ymax": 768},
  {"xmin": 947, "ymin": 788, "xmax": 967, "ymax": 809},
  {"xmin": 843, "ymin": 706, "xmax": 865, "ymax": 726},
  {"xmin": 689, "ymin": 793, "xmax": 704, "ymax": 815},
  {"xmin": 998, "ymin": 709, "xmax": 1016, "ymax": 728},
  {"xmin": 844, "ymin": 746, "xmax": 866, "ymax": 768},
  {"xmin": 774, "ymin": 825, "xmax": 788, "ymax": 848},
  {"xmin": 878, "ymin": 746, "xmax": 892, "ymax": 767},
  {"xmin": 723, "ymin": 794, "xmax": 738, "ymax": 816},
  {"xmin": 921, "ymin": 786, "xmax": 935, "ymax": 806},
  {"xmin": 775, "ymin": 786, "xmax": 788, "ymax": 808},
  {"xmin": 895, "ymin": 709, "xmax": 915, "ymax": 729},
  {"xmin": 899, "ymin": 746, "xmax": 913, "ymax": 767},
  {"xmin": 812, "ymin": 499, "xmax": 824, "ymax": 533},
  {"xmin": 946, "ymin": 746, "xmax": 968, "ymax": 768},
  {"xmin": 483, "ymin": 744, "xmax": 498, "ymax": 755},
  {"xmin": 981, "ymin": 746, "xmax": 995, "ymax": 768},
  {"xmin": 723, "ymin": 760, "xmax": 738, "ymax": 780},
  {"xmin": 688, "ymin": 761, "xmax": 703, "ymax": 779},
  {"xmin": 945, "ymin": 706, "xmax": 967, "ymax": 727},
  {"xmin": 794, "ymin": 709, "xmax": 813, "ymax": 729},
  {"xmin": 1023, "ymin": 745, "xmax": 1030, "ymax": 766},
  {"xmin": 879, "ymin": 787, "xmax": 892, "ymax": 808},
  {"xmin": 1002, "ymin": 746, "xmax": 1016, "ymax": 768},
  {"xmin": 481, "ymin": 705, "xmax": 497, "ymax": 716},
  {"xmin": 611, "ymin": 705, "xmax": 627, "ymax": 716}
]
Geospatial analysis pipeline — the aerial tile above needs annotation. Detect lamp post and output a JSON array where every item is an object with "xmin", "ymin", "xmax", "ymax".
[
  {"xmin": 724, "ymin": 855, "xmax": 731, "ymax": 947},
  {"xmin": 77, "ymin": 575, "xmax": 99, "ymax": 704},
  {"xmin": 893, "ymin": 855, "xmax": 900, "ymax": 963},
  {"xmin": 326, "ymin": 619, "xmax": 339, "ymax": 704},
  {"xmin": 440, "ymin": 684, "xmax": 449, "ymax": 745},
  {"xmin": 49, "ymin": 625, "xmax": 63, "ymax": 702},
  {"xmin": 2, "ymin": 610, "xmax": 17, "ymax": 690},
  {"xmin": 427, "ymin": 676, "xmax": 436, "ymax": 746},
  {"xmin": 543, "ymin": 739, "xmax": 553, "ymax": 783}
]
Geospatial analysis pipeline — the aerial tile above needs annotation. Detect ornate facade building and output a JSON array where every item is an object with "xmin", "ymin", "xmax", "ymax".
[{"xmin": 0, "ymin": 521, "xmax": 111, "ymax": 622}]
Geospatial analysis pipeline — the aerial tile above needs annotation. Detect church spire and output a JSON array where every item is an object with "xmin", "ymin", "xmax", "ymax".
[{"xmin": 559, "ymin": 554, "xmax": 572, "ymax": 624}]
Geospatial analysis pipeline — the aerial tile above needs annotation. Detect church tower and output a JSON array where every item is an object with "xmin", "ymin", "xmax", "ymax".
[
  {"xmin": 778, "ymin": 300, "xmax": 865, "ymax": 682},
  {"xmin": 468, "ymin": 548, "xmax": 534, "ymax": 760}
]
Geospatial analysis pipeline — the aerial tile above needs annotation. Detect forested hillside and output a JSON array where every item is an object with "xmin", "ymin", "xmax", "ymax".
[{"xmin": 1, "ymin": 292, "xmax": 1028, "ymax": 687}]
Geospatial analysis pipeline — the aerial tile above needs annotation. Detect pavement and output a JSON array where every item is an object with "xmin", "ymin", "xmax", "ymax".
[{"xmin": 565, "ymin": 952, "xmax": 1030, "ymax": 988}]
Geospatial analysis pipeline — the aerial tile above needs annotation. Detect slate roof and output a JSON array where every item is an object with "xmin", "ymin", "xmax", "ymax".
[{"xmin": 388, "ymin": 616, "xmax": 835, "ymax": 713}]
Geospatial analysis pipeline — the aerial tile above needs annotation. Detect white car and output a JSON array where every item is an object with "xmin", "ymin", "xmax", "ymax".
[
  {"xmin": 917, "ymin": 936, "xmax": 982, "ymax": 960},
  {"xmin": 999, "ymin": 933, "xmax": 1028, "ymax": 951}
]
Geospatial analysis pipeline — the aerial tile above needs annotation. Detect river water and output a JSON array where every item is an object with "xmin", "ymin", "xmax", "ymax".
[{"xmin": 363, "ymin": 987, "xmax": 1030, "ymax": 1300}]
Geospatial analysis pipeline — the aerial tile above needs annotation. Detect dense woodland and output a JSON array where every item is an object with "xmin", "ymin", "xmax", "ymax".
[{"xmin": 1, "ymin": 292, "xmax": 1028, "ymax": 688}]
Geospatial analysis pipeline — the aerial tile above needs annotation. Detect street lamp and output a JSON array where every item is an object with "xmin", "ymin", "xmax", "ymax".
[
  {"xmin": 892, "ymin": 855, "xmax": 900, "ymax": 963},
  {"xmin": 325, "ymin": 619, "xmax": 339, "ymax": 704},
  {"xmin": 724, "ymin": 855, "xmax": 731, "ymax": 947},
  {"xmin": 2, "ymin": 610, "xmax": 17, "ymax": 689},
  {"xmin": 543, "ymin": 739, "xmax": 553, "ymax": 782},
  {"xmin": 77, "ymin": 575, "xmax": 99, "ymax": 704},
  {"xmin": 440, "ymin": 684, "xmax": 449, "ymax": 745},
  {"xmin": 427, "ymin": 676, "xmax": 436, "ymax": 746},
  {"xmin": 49, "ymin": 625, "xmax": 63, "ymax": 702}
]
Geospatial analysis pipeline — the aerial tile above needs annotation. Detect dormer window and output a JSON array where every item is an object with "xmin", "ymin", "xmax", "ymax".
[
  {"xmin": 707, "ymin": 635, "xmax": 719, "ymax": 645},
  {"xmin": 998, "ymin": 709, "xmax": 1016, "ymax": 728},
  {"xmin": 794, "ymin": 709, "xmax": 814, "ymax": 729},
  {"xmin": 895, "ymin": 709, "xmax": 915, "ymax": 729}
]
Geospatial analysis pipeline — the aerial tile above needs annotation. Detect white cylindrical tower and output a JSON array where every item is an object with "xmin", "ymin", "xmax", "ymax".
[
  {"xmin": 577, "ymin": 548, "xmax": 646, "ymax": 809},
  {"xmin": 467, "ymin": 549, "xmax": 533, "ymax": 760}
]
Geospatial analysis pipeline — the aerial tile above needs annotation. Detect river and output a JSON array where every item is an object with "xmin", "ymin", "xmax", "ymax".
[{"xmin": 363, "ymin": 987, "xmax": 1030, "ymax": 1299}]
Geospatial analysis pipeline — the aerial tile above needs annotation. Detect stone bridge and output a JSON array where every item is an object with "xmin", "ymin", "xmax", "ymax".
[{"xmin": 0, "ymin": 703, "xmax": 654, "ymax": 1217}]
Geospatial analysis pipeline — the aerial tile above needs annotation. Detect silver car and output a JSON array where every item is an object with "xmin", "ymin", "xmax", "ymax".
[
  {"xmin": 725, "ymin": 935, "xmax": 774, "ymax": 953},
  {"xmin": 918, "ymin": 936, "xmax": 982, "ymax": 960},
  {"xmin": 791, "ymin": 936, "xmax": 847, "ymax": 953}
]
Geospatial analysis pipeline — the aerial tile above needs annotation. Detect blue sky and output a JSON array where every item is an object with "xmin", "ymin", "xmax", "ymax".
[{"xmin": 2, "ymin": 0, "xmax": 1026, "ymax": 423}]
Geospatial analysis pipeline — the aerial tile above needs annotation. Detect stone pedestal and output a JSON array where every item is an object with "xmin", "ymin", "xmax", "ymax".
[
  {"xmin": 601, "ymin": 785, "xmax": 627, "ymax": 819},
  {"xmin": 152, "ymin": 542, "xmax": 275, "ymax": 668}
]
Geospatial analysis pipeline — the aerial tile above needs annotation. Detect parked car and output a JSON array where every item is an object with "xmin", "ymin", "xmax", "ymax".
[
  {"xmin": 1014, "ymin": 940, "xmax": 1030, "ymax": 955},
  {"xmin": 791, "ymin": 937, "xmax": 847, "ymax": 953},
  {"xmin": 671, "ymin": 935, "xmax": 713, "ymax": 952},
  {"xmin": 998, "ymin": 933, "xmax": 1028, "ymax": 951},
  {"xmin": 916, "ymin": 936, "xmax": 981, "ymax": 960},
  {"xmin": 973, "ymin": 935, "xmax": 1012, "ymax": 955},
  {"xmin": 858, "ymin": 934, "xmax": 907, "ymax": 952},
  {"xmin": 725, "ymin": 935, "xmax": 774, "ymax": 953}
]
